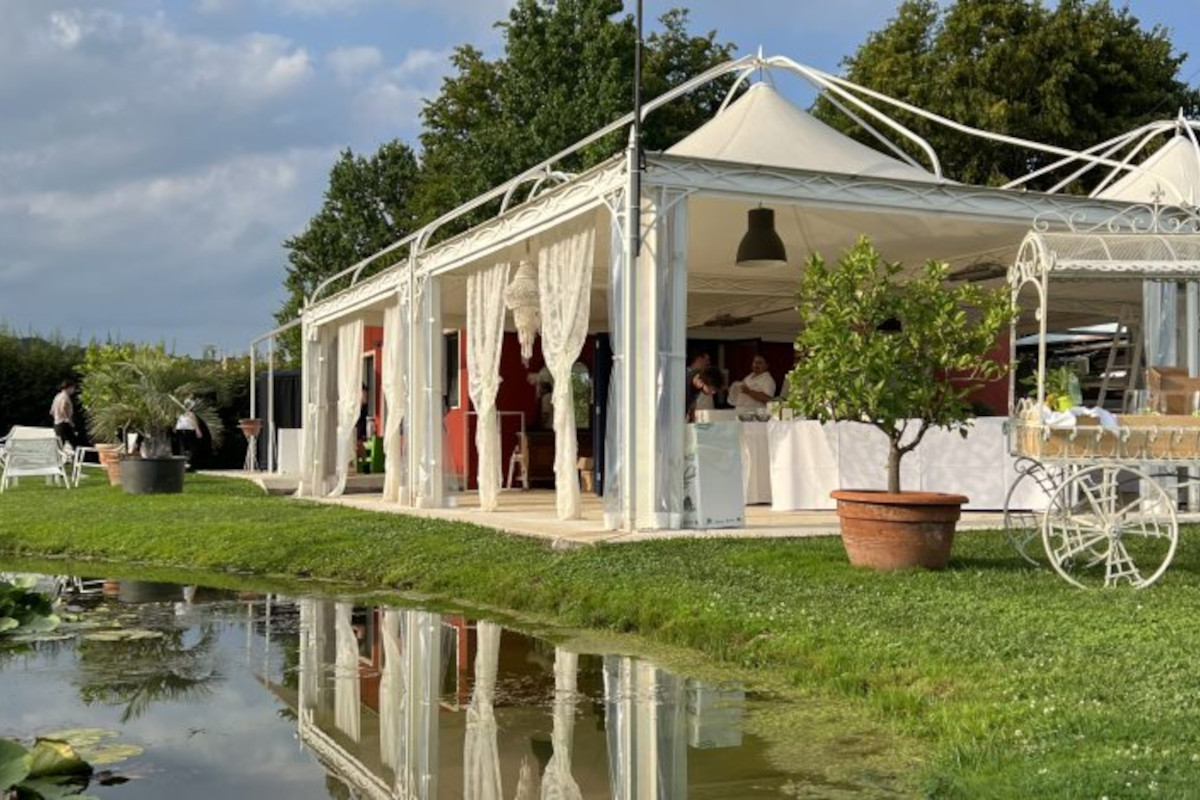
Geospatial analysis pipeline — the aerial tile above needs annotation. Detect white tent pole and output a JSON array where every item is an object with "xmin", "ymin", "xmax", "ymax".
[
  {"xmin": 1005, "ymin": 122, "xmax": 1160, "ymax": 192},
  {"xmin": 249, "ymin": 343, "xmax": 256, "ymax": 460},
  {"xmin": 1185, "ymin": 287, "xmax": 1200, "ymax": 523},
  {"xmin": 267, "ymin": 336, "xmax": 275, "ymax": 473},
  {"xmin": 406, "ymin": 254, "xmax": 419, "ymax": 506}
]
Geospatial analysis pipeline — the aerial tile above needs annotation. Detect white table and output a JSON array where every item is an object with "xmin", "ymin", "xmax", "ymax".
[
  {"xmin": 276, "ymin": 428, "xmax": 301, "ymax": 475},
  {"xmin": 739, "ymin": 422, "xmax": 772, "ymax": 505},
  {"xmin": 767, "ymin": 417, "xmax": 1047, "ymax": 511},
  {"xmin": 682, "ymin": 422, "xmax": 745, "ymax": 529}
]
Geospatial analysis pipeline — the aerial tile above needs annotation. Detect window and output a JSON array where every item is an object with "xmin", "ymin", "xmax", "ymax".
[{"xmin": 445, "ymin": 331, "xmax": 461, "ymax": 409}]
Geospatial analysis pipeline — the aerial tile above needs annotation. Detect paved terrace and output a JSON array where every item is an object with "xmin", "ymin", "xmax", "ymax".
[{"xmin": 204, "ymin": 470, "xmax": 1008, "ymax": 547}]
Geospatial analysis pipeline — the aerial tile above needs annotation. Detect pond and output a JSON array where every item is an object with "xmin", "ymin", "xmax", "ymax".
[{"xmin": 0, "ymin": 573, "xmax": 903, "ymax": 798}]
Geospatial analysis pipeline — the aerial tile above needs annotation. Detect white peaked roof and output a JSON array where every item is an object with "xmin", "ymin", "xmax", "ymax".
[
  {"xmin": 666, "ymin": 82, "xmax": 944, "ymax": 183},
  {"xmin": 1099, "ymin": 135, "xmax": 1200, "ymax": 205}
]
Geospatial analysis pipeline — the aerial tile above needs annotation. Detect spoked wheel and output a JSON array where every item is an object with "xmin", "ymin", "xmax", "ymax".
[
  {"xmin": 1042, "ymin": 464, "xmax": 1179, "ymax": 589},
  {"xmin": 1004, "ymin": 458, "xmax": 1060, "ymax": 566}
]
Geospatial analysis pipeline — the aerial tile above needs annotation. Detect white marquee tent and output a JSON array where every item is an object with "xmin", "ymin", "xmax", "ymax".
[{"xmin": 250, "ymin": 53, "xmax": 1200, "ymax": 531}]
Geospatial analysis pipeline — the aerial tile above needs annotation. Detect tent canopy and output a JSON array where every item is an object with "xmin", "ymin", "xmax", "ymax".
[
  {"xmin": 1098, "ymin": 136, "xmax": 1200, "ymax": 206},
  {"xmin": 666, "ymin": 83, "xmax": 944, "ymax": 183}
]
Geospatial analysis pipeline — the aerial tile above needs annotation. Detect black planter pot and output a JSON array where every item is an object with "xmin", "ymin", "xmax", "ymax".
[{"xmin": 121, "ymin": 456, "xmax": 187, "ymax": 495}]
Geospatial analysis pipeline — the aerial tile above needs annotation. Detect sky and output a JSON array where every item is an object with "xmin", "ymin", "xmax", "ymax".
[{"xmin": 1, "ymin": 1, "xmax": 1198, "ymax": 354}]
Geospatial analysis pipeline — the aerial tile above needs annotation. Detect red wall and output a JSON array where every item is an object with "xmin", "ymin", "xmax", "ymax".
[
  {"xmin": 446, "ymin": 330, "xmax": 597, "ymax": 490},
  {"xmin": 363, "ymin": 325, "xmax": 384, "ymax": 434}
]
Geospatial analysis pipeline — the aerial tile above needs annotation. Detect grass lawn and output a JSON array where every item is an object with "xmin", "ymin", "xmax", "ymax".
[{"xmin": 3, "ymin": 475, "xmax": 1200, "ymax": 796}]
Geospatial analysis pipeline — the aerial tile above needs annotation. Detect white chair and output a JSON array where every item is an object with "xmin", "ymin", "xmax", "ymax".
[
  {"xmin": 71, "ymin": 446, "xmax": 105, "ymax": 487},
  {"xmin": 505, "ymin": 433, "xmax": 530, "ymax": 490},
  {"xmin": 0, "ymin": 436, "xmax": 71, "ymax": 492}
]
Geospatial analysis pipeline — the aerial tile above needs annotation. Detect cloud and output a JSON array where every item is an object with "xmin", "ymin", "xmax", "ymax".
[{"xmin": 327, "ymin": 45, "xmax": 383, "ymax": 84}]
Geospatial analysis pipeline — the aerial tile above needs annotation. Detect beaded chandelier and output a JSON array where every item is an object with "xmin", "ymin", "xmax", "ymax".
[{"xmin": 503, "ymin": 259, "xmax": 540, "ymax": 364}]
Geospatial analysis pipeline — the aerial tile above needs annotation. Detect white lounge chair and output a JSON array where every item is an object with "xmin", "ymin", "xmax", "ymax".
[{"xmin": 0, "ymin": 429, "xmax": 71, "ymax": 492}]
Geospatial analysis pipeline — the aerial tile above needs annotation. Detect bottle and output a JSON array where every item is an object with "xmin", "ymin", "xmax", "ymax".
[{"xmin": 1067, "ymin": 372, "xmax": 1083, "ymax": 409}]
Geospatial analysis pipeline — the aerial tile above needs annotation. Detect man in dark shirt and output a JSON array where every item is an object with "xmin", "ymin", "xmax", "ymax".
[{"xmin": 686, "ymin": 366, "xmax": 726, "ymax": 421}]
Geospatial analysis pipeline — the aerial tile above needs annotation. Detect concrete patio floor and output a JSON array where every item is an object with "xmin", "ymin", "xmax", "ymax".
[{"xmin": 204, "ymin": 470, "xmax": 1009, "ymax": 547}]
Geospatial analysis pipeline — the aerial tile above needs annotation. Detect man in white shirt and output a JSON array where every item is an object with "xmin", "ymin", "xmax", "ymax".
[
  {"xmin": 730, "ymin": 355, "xmax": 776, "ymax": 410},
  {"xmin": 50, "ymin": 380, "xmax": 77, "ymax": 446}
]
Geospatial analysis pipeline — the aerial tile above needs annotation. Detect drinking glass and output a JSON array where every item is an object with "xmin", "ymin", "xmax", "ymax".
[{"xmin": 1189, "ymin": 391, "xmax": 1200, "ymax": 417}]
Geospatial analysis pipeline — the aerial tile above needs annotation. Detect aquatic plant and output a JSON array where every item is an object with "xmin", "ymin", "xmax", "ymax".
[{"xmin": 0, "ymin": 577, "xmax": 60, "ymax": 639}]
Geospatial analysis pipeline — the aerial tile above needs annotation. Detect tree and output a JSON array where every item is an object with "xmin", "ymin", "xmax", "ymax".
[
  {"xmin": 276, "ymin": 2, "xmax": 735, "ymax": 358},
  {"xmin": 786, "ymin": 237, "xmax": 1014, "ymax": 494},
  {"xmin": 415, "ymin": 1, "xmax": 736, "ymax": 229},
  {"xmin": 275, "ymin": 141, "xmax": 421, "ymax": 358},
  {"xmin": 815, "ymin": 0, "xmax": 1200, "ymax": 187}
]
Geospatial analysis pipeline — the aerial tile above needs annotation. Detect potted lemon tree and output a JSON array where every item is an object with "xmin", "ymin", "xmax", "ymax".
[
  {"xmin": 81, "ymin": 347, "xmax": 222, "ymax": 494},
  {"xmin": 786, "ymin": 237, "xmax": 1014, "ymax": 570}
]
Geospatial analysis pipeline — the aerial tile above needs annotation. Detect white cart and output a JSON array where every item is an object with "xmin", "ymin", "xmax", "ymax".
[{"xmin": 1005, "ymin": 211, "xmax": 1200, "ymax": 588}]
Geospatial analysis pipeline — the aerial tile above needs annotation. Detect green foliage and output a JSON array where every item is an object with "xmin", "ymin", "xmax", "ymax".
[
  {"xmin": 0, "ymin": 577, "xmax": 60, "ymax": 638},
  {"xmin": 416, "ymin": 3, "xmax": 735, "ymax": 228},
  {"xmin": 816, "ymin": 0, "xmax": 1200, "ymax": 188},
  {"xmin": 276, "ymin": 142, "xmax": 421, "ymax": 361},
  {"xmin": 0, "ymin": 328, "xmax": 86, "ymax": 434},
  {"xmin": 78, "ymin": 347, "xmax": 224, "ymax": 456},
  {"xmin": 787, "ymin": 237, "xmax": 1014, "ymax": 491},
  {"xmin": 0, "ymin": 729, "xmax": 140, "ymax": 798}
]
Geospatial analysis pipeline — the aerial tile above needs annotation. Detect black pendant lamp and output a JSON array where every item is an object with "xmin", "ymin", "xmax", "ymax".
[{"xmin": 735, "ymin": 207, "xmax": 788, "ymax": 268}]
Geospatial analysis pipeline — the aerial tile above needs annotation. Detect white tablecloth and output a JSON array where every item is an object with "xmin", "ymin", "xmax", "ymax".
[
  {"xmin": 739, "ymin": 422, "xmax": 772, "ymax": 505},
  {"xmin": 767, "ymin": 417, "xmax": 1047, "ymax": 511}
]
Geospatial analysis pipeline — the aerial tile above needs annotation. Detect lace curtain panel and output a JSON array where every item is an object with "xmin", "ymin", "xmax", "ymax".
[
  {"xmin": 467, "ymin": 262, "xmax": 511, "ymax": 512},
  {"xmin": 538, "ymin": 224, "xmax": 596, "ymax": 520},
  {"xmin": 298, "ymin": 326, "xmax": 334, "ymax": 498},
  {"xmin": 463, "ymin": 621, "xmax": 502, "ymax": 800},
  {"xmin": 332, "ymin": 318, "xmax": 364, "ymax": 496},
  {"xmin": 382, "ymin": 298, "xmax": 407, "ymax": 503}
]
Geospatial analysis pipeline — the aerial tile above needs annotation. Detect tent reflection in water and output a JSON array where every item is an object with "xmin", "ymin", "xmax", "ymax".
[
  {"xmin": 285, "ymin": 598, "xmax": 780, "ymax": 798},
  {"xmin": 266, "ymin": 52, "xmax": 1200, "ymax": 532}
]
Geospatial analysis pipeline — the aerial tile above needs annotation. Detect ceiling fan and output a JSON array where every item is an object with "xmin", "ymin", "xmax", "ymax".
[
  {"xmin": 946, "ymin": 261, "xmax": 1008, "ymax": 283},
  {"xmin": 701, "ymin": 305, "xmax": 795, "ymax": 328}
]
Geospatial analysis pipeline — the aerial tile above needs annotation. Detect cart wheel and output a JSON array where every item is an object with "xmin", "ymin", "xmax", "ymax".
[
  {"xmin": 1003, "ymin": 458, "xmax": 1059, "ymax": 566},
  {"xmin": 1042, "ymin": 465, "xmax": 1178, "ymax": 589}
]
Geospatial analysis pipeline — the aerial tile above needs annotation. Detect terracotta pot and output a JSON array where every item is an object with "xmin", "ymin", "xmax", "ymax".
[
  {"xmin": 95, "ymin": 443, "xmax": 123, "ymax": 486},
  {"xmin": 831, "ymin": 490, "xmax": 969, "ymax": 571},
  {"xmin": 238, "ymin": 418, "xmax": 262, "ymax": 438}
]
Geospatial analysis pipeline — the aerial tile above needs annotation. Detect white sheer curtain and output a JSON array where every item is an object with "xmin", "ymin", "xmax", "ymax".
[
  {"xmin": 467, "ymin": 262, "xmax": 511, "ymax": 512},
  {"xmin": 538, "ymin": 224, "xmax": 596, "ymax": 520},
  {"xmin": 379, "ymin": 609, "xmax": 402, "ymax": 771},
  {"xmin": 463, "ymin": 621, "xmax": 502, "ymax": 800},
  {"xmin": 334, "ymin": 602, "xmax": 361, "ymax": 742},
  {"xmin": 541, "ymin": 648, "xmax": 582, "ymax": 800},
  {"xmin": 382, "ymin": 298, "xmax": 407, "ymax": 503},
  {"xmin": 332, "ymin": 319, "xmax": 365, "ymax": 496},
  {"xmin": 298, "ymin": 324, "xmax": 333, "ymax": 498}
]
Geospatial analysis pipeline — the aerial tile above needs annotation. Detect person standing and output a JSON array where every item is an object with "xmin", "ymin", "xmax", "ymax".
[
  {"xmin": 686, "ymin": 352, "xmax": 716, "ymax": 413},
  {"xmin": 50, "ymin": 380, "xmax": 78, "ymax": 447},
  {"xmin": 730, "ymin": 355, "xmax": 777, "ymax": 410}
]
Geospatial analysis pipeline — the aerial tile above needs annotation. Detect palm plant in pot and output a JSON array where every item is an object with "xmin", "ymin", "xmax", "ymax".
[
  {"xmin": 786, "ymin": 237, "xmax": 1014, "ymax": 570},
  {"xmin": 80, "ymin": 347, "xmax": 222, "ymax": 494}
]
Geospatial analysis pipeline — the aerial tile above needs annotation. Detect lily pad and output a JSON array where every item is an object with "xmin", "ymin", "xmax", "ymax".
[
  {"xmin": 0, "ymin": 617, "xmax": 18, "ymax": 634},
  {"xmin": 82, "ymin": 629, "xmax": 164, "ymax": 642},
  {"xmin": 40, "ymin": 730, "xmax": 142, "ymax": 767},
  {"xmin": 28, "ymin": 739, "xmax": 91, "ymax": 778},
  {"xmin": 0, "ymin": 737, "xmax": 33, "ymax": 791},
  {"xmin": 4, "ymin": 632, "xmax": 75, "ymax": 644}
]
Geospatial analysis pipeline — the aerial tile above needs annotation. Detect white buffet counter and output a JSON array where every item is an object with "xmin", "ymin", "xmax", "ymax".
[{"xmin": 764, "ymin": 417, "xmax": 1046, "ymax": 511}]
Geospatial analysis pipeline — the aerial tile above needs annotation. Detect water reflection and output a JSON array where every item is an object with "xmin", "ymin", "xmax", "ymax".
[
  {"xmin": 283, "ymin": 600, "xmax": 757, "ymax": 800},
  {"xmin": 1, "ymin": 577, "xmax": 789, "ymax": 799}
]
